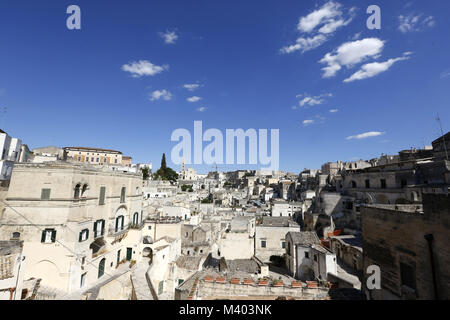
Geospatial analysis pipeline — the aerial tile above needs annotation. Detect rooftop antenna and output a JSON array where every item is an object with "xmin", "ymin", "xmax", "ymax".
[{"xmin": 436, "ymin": 113, "xmax": 449, "ymax": 161}]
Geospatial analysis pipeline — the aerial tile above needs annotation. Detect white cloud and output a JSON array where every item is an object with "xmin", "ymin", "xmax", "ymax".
[
  {"xmin": 281, "ymin": 1, "xmax": 355, "ymax": 55},
  {"xmin": 351, "ymin": 32, "xmax": 362, "ymax": 40},
  {"xmin": 297, "ymin": 93, "xmax": 332, "ymax": 107},
  {"xmin": 149, "ymin": 89, "xmax": 172, "ymax": 101},
  {"xmin": 346, "ymin": 131, "xmax": 385, "ymax": 140},
  {"xmin": 187, "ymin": 96, "xmax": 202, "ymax": 102},
  {"xmin": 399, "ymin": 14, "xmax": 435, "ymax": 33},
  {"xmin": 440, "ymin": 70, "xmax": 450, "ymax": 79},
  {"xmin": 319, "ymin": 38, "xmax": 384, "ymax": 78},
  {"xmin": 122, "ymin": 60, "xmax": 168, "ymax": 77},
  {"xmin": 298, "ymin": 1, "xmax": 342, "ymax": 33},
  {"xmin": 302, "ymin": 120, "xmax": 314, "ymax": 126},
  {"xmin": 280, "ymin": 35, "xmax": 327, "ymax": 54},
  {"xmin": 329, "ymin": 109, "xmax": 338, "ymax": 113},
  {"xmin": 183, "ymin": 84, "xmax": 200, "ymax": 91},
  {"xmin": 344, "ymin": 55, "xmax": 410, "ymax": 83},
  {"xmin": 159, "ymin": 30, "xmax": 178, "ymax": 44},
  {"xmin": 197, "ymin": 107, "xmax": 207, "ymax": 112}
]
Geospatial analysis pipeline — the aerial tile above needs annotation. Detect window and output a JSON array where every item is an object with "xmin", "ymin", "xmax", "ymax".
[
  {"xmin": 74, "ymin": 184, "xmax": 81, "ymax": 198},
  {"xmin": 79, "ymin": 229, "xmax": 89, "ymax": 242},
  {"xmin": 261, "ymin": 240, "xmax": 266, "ymax": 248},
  {"xmin": 99, "ymin": 186, "xmax": 106, "ymax": 205},
  {"xmin": 158, "ymin": 281, "xmax": 164, "ymax": 295},
  {"xmin": 281, "ymin": 241, "xmax": 286, "ymax": 249},
  {"xmin": 314, "ymin": 254, "xmax": 318, "ymax": 262},
  {"xmin": 115, "ymin": 215, "xmax": 125, "ymax": 232},
  {"xmin": 351, "ymin": 181, "xmax": 357, "ymax": 188},
  {"xmin": 94, "ymin": 219, "xmax": 105, "ymax": 237},
  {"xmin": 98, "ymin": 258, "xmax": 105, "ymax": 278},
  {"xmin": 12, "ymin": 232, "xmax": 20, "ymax": 239},
  {"xmin": 120, "ymin": 187, "xmax": 126, "ymax": 203},
  {"xmin": 81, "ymin": 184, "xmax": 88, "ymax": 197},
  {"xmin": 41, "ymin": 229, "xmax": 56, "ymax": 243},
  {"xmin": 133, "ymin": 212, "xmax": 139, "ymax": 225},
  {"xmin": 400, "ymin": 263, "xmax": 416, "ymax": 290},
  {"xmin": 80, "ymin": 273, "xmax": 86, "ymax": 288},
  {"xmin": 381, "ymin": 179, "xmax": 387, "ymax": 189},
  {"xmin": 401, "ymin": 179, "xmax": 407, "ymax": 188},
  {"xmin": 96, "ymin": 158, "xmax": 99, "ymax": 162},
  {"xmin": 305, "ymin": 251, "xmax": 309, "ymax": 259},
  {"xmin": 365, "ymin": 179, "xmax": 370, "ymax": 188},
  {"xmin": 41, "ymin": 188, "xmax": 51, "ymax": 200}
]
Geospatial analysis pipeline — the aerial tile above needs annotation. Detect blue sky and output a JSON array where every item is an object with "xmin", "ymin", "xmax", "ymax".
[{"xmin": 0, "ymin": 0, "xmax": 449, "ymax": 173}]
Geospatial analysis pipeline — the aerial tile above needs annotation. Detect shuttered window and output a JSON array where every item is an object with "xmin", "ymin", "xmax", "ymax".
[
  {"xmin": 41, "ymin": 188, "xmax": 51, "ymax": 200},
  {"xmin": 94, "ymin": 219, "xmax": 105, "ymax": 237},
  {"xmin": 41, "ymin": 229, "xmax": 56, "ymax": 243},
  {"xmin": 99, "ymin": 186, "xmax": 106, "ymax": 205},
  {"xmin": 79, "ymin": 229, "xmax": 89, "ymax": 242},
  {"xmin": 120, "ymin": 187, "xmax": 126, "ymax": 203}
]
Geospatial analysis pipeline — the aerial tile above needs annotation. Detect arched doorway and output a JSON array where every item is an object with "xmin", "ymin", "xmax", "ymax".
[{"xmin": 98, "ymin": 258, "xmax": 106, "ymax": 278}]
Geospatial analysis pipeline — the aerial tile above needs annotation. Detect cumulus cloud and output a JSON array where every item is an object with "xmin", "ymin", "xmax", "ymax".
[
  {"xmin": 122, "ymin": 60, "xmax": 168, "ymax": 77},
  {"xmin": 281, "ymin": 1, "xmax": 355, "ymax": 54},
  {"xmin": 346, "ymin": 131, "xmax": 385, "ymax": 140},
  {"xmin": 399, "ymin": 14, "xmax": 435, "ymax": 33},
  {"xmin": 159, "ymin": 30, "xmax": 178, "ymax": 44},
  {"xmin": 302, "ymin": 120, "xmax": 315, "ymax": 126},
  {"xmin": 187, "ymin": 96, "xmax": 202, "ymax": 102},
  {"xmin": 196, "ymin": 107, "xmax": 207, "ymax": 112},
  {"xmin": 149, "ymin": 89, "xmax": 172, "ymax": 101},
  {"xmin": 319, "ymin": 38, "xmax": 384, "ymax": 78},
  {"xmin": 297, "ymin": 93, "xmax": 332, "ymax": 107},
  {"xmin": 183, "ymin": 84, "xmax": 200, "ymax": 91},
  {"xmin": 280, "ymin": 35, "xmax": 328, "ymax": 54},
  {"xmin": 343, "ymin": 55, "xmax": 410, "ymax": 83}
]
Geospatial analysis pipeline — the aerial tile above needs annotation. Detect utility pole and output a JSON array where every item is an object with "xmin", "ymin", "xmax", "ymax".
[{"xmin": 436, "ymin": 113, "xmax": 449, "ymax": 161}]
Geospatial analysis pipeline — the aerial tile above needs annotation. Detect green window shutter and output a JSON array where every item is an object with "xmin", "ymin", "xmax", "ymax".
[
  {"xmin": 86, "ymin": 229, "xmax": 89, "ymax": 239},
  {"xmin": 101, "ymin": 220, "xmax": 105, "ymax": 235},
  {"xmin": 51, "ymin": 230, "xmax": 56, "ymax": 242},
  {"xmin": 93, "ymin": 221, "xmax": 97, "ymax": 234},
  {"xmin": 99, "ymin": 187, "xmax": 106, "ymax": 205},
  {"xmin": 79, "ymin": 231, "xmax": 83, "ymax": 242},
  {"xmin": 41, "ymin": 230, "xmax": 46, "ymax": 243},
  {"xmin": 41, "ymin": 188, "xmax": 51, "ymax": 200}
]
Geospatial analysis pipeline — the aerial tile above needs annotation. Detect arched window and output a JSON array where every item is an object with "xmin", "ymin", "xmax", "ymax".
[
  {"xmin": 98, "ymin": 258, "xmax": 105, "ymax": 278},
  {"xmin": 81, "ymin": 184, "xmax": 88, "ymax": 197},
  {"xmin": 133, "ymin": 212, "xmax": 139, "ymax": 225},
  {"xmin": 74, "ymin": 184, "xmax": 81, "ymax": 199}
]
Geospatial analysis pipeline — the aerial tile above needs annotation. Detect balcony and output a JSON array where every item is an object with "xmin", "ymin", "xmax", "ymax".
[
  {"xmin": 130, "ymin": 221, "xmax": 145, "ymax": 230},
  {"xmin": 108, "ymin": 223, "xmax": 130, "ymax": 238}
]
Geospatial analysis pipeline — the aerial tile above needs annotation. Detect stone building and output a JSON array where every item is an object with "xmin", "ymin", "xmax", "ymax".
[
  {"xmin": 255, "ymin": 217, "xmax": 299, "ymax": 263},
  {"xmin": 361, "ymin": 193, "xmax": 450, "ymax": 300},
  {"xmin": 285, "ymin": 231, "xmax": 336, "ymax": 282},
  {"xmin": 0, "ymin": 240, "xmax": 26, "ymax": 300},
  {"xmin": 64, "ymin": 146, "xmax": 124, "ymax": 165},
  {"xmin": 0, "ymin": 162, "xmax": 145, "ymax": 294}
]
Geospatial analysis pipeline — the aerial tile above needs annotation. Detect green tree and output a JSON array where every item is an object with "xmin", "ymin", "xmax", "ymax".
[{"xmin": 153, "ymin": 153, "xmax": 179, "ymax": 182}]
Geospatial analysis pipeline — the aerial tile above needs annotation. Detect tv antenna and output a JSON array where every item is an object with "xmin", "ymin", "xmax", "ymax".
[{"xmin": 436, "ymin": 113, "xmax": 449, "ymax": 161}]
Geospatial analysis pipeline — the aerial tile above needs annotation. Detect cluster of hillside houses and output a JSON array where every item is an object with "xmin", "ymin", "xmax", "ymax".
[{"xmin": 0, "ymin": 127, "xmax": 449, "ymax": 300}]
